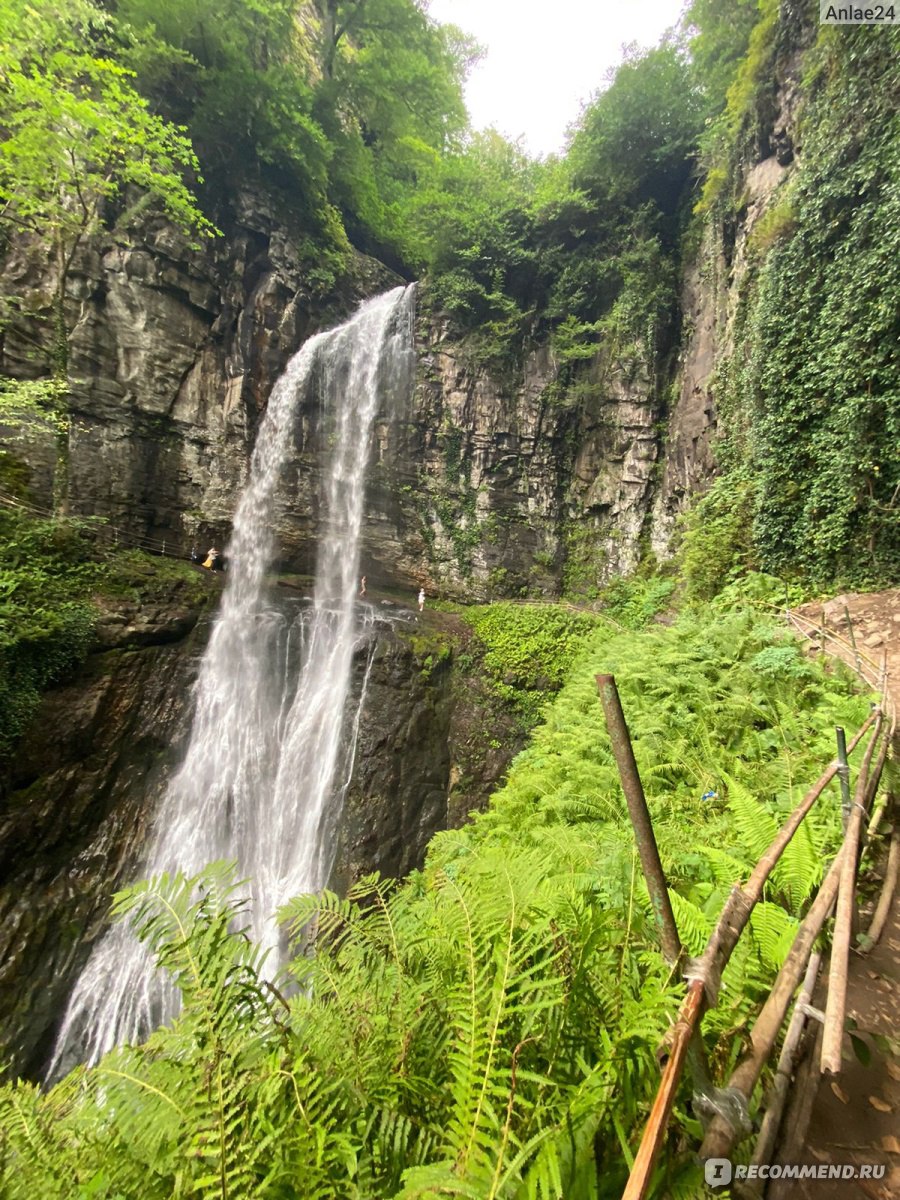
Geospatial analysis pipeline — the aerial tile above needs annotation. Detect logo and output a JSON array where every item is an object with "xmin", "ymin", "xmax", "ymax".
[
  {"xmin": 702, "ymin": 1159, "xmax": 886, "ymax": 1187},
  {"xmin": 705, "ymin": 1158, "xmax": 732, "ymax": 1188}
]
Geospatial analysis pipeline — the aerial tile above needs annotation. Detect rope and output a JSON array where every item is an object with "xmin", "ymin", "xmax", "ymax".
[{"xmin": 0, "ymin": 489, "xmax": 197, "ymax": 563}]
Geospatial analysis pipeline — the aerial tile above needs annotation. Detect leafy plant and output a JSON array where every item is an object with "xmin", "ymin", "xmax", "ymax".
[{"xmin": 0, "ymin": 597, "xmax": 872, "ymax": 1195}]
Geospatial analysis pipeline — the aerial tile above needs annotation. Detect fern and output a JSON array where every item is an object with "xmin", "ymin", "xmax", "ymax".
[{"xmin": 0, "ymin": 596, "xmax": 871, "ymax": 1198}]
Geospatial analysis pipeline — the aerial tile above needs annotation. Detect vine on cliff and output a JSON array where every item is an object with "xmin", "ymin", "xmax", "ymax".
[{"xmin": 705, "ymin": 25, "xmax": 900, "ymax": 588}]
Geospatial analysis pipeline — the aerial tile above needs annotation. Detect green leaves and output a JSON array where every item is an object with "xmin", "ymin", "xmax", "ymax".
[
  {"xmin": 0, "ymin": 0, "xmax": 216, "ymax": 244},
  {"xmin": 700, "ymin": 25, "xmax": 900, "ymax": 589},
  {"xmin": 463, "ymin": 603, "xmax": 602, "ymax": 720}
]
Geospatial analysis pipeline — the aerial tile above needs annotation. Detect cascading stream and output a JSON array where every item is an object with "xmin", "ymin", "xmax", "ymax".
[{"xmin": 50, "ymin": 284, "xmax": 416, "ymax": 1075}]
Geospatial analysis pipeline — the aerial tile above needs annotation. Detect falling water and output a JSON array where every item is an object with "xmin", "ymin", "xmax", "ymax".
[{"xmin": 50, "ymin": 284, "xmax": 416, "ymax": 1074}]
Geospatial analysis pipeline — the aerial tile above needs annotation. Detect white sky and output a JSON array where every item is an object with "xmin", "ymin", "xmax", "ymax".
[{"xmin": 427, "ymin": 0, "xmax": 688, "ymax": 157}]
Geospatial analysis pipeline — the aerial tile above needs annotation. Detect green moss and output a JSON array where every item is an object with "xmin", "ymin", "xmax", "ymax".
[
  {"xmin": 462, "ymin": 602, "xmax": 604, "ymax": 720},
  {"xmin": 102, "ymin": 549, "xmax": 211, "ymax": 608},
  {"xmin": 0, "ymin": 509, "xmax": 212, "ymax": 758},
  {"xmin": 562, "ymin": 520, "xmax": 605, "ymax": 600},
  {"xmin": 405, "ymin": 630, "xmax": 454, "ymax": 676}
]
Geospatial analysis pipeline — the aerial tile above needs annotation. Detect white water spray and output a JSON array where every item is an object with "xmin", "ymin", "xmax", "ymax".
[{"xmin": 50, "ymin": 285, "xmax": 416, "ymax": 1073}]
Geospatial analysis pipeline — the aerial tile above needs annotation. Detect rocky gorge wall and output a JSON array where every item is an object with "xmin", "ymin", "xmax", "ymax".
[
  {"xmin": 0, "ymin": 585, "xmax": 519, "ymax": 1079},
  {"xmin": 2, "ymin": 189, "xmax": 674, "ymax": 601}
]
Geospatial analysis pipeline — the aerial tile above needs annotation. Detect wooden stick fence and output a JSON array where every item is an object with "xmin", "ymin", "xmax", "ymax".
[{"xmin": 600, "ymin": 613, "xmax": 894, "ymax": 1200}]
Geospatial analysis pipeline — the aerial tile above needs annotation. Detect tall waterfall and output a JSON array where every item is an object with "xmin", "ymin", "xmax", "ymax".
[{"xmin": 50, "ymin": 284, "xmax": 416, "ymax": 1074}]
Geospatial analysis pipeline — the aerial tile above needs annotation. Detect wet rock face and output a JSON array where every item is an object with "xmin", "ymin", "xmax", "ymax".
[
  {"xmin": 334, "ymin": 630, "xmax": 454, "ymax": 887},
  {"xmin": 1, "ymin": 199, "xmax": 666, "ymax": 600},
  {"xmin": 0, "ymin": 607, "xmax": 207, "ymax": 1078},
  {"xmin": 332, "ymin": 612, "xmax": 522, "ymax": 887},
  {"xmin": 357, "ymin": 319, "xmax": 663, "ymax": 601},
  {"xmin": 0, "ymin": 597, "xmax": 517, "ymax": 1079},
  {"xmin": 0, "ymin": 192, "xmax": 401, "ymax": 557}
]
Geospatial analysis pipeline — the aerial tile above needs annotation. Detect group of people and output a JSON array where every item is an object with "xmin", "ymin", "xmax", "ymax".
[{"xmin": 358, "ymin": 575, "xmax": 426, "ymax": 612}]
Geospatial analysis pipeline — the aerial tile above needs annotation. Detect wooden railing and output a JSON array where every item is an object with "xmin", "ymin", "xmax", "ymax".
[{"xmin": 602, "ymin": 615, "xmax": 895, "ymax": 1199}]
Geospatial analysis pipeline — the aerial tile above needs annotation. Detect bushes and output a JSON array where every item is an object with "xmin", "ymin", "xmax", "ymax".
[
  {"xmin": 0, "ymin": 595, "xmax": 871, "ymax": 1197},
  {"xmin": 462, "ymin": 602, "xmax": 602, "ymax": 719}
]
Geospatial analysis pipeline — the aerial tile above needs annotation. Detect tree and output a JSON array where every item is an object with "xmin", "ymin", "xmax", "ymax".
[
  {"xmin": 568, "ymin": 43, "xmax": 703, "ymax": 220},
  {"xmin": 0, "ymin": 0, "xmax": 216, "ymax": 374},
  {"xmin": 0, "ymin": 0, "xmax": 216, "ymax": 504}
]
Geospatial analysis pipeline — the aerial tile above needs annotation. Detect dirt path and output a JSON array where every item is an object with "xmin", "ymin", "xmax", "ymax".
[{"xmin": 768, "ymin": 590, "xmax": 900, "ymax": 1199}]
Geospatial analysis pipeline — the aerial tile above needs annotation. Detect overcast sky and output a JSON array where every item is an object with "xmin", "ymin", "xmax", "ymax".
[{"xmin": 427, "ymin": 0, "xmax": 687, "ymax": 157}]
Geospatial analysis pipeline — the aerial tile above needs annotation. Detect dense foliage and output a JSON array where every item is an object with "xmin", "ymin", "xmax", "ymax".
[
  {"xmin": 0, "ymin": 593, "xmax": 873, "ymax": 1197},
  {"xmin": 689, "ymin": 22, "xmax": 900, "ymax": 591},
  {"xmin": 0, "ymin": 0, "xmax": 216, "ymax": 369},
  {"xmin": 462, "ymin": 602, "xmax": 602, "ymax": 719}
]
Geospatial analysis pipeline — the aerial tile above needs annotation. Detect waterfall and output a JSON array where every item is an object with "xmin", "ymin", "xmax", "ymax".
[{"xmin": 49, "ymin": 284, "xmax": 416, "ymax": 1075}]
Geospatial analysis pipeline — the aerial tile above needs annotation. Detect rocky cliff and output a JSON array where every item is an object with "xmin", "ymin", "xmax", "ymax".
[
  {"xmin": 0, "ymin": 592, "xmax": 208, "ymax": 1077},
  {"xmin": 2, "ymin": 192, "xmax": 670, "ymax": 601},
  {"xmin": 0, "ymin": 584, "xmax": 518, "ymax": 1079},
  {"xmin": 1, "ymin": 191, "xmax": 401, "ymax": 552}
]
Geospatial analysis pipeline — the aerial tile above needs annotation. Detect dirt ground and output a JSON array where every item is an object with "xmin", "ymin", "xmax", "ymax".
[{"xmin": 766, "ymin": 590, "xmax": 900, "ymax": 1199}]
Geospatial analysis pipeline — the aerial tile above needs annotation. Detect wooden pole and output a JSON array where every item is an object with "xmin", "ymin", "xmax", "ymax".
[
  {"xmin": 750, "ymin": 951, "xmax": 822, "ymax": 1180},
  {"xmin": 821, "ymin": 711, "xmax": 884, "ymax": 1075},
  {"xmin": 620, "ymin": 982, "xmax": 705, "ymax": 1200},
  {"xmin": 620, "ymin": 712, "xmax": 877, "ymax": 1193},
  {"xmin": 835, "ymin": 727, "xmax": 851, "ymax": 832},
  {"xmin": 700, "ymin": 847, "xmax": 845, "ymax": 1160},
  {"xmin": 858, "ymin": 828, "xmax": 899, "ymax": 954},
  {"xmin": 596, "ymin": 674, "xmax": 682, "ymax": 966}
]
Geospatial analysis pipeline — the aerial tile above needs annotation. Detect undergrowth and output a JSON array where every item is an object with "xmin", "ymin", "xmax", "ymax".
[
  {"xmin": 461, "ymin": 602, "xmax": 602, "ymax": 720},
  {"xmin": 0, "ymin": 586, "xmax": 875, "ymax": 1198}
]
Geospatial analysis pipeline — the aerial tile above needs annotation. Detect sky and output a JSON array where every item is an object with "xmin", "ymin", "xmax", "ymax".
[{"xmin": 426, "ymin": 0, "xmax": 687, "ymax": 157}]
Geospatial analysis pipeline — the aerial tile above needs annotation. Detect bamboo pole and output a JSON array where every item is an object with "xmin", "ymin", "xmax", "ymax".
[
  {"xmin": 844, "ymin": 605, "xmax": 864, "ymax": 677},
  {"xmin": 783, "ymin": 610, "xmax": 883, "ymax": 693},
  {"xmin": 620, "ymin": 981, "xmax": 705, "ymax": 1200},
  {"xmin": 821, "ymin": 710, "xmax": 885, "ymax": 1075},
  {"xmin": 858, "ymin": 828, "xmax": 899, "ymax": 954},
  {"xmin": 699, "ymin": 847, "xmax": 845, "ymax": 1161},
  {"xmin": 596, "ymin": 674, "xmax": 682, "ymax": 966},
  {"xmin": 835, "ymin": 727, "xmax": 851, "ymax": 832},
  {"xmin": 749, "ymin": 951, "xmax": 822, "ymax": 1184},
  {"xmin": 700, "ymin": 714, "xmax": 885, "ymax": 1158}
]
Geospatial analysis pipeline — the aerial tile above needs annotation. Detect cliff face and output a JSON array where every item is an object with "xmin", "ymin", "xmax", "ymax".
[
  {"xmin": 650, "ymin": 11, "xmax": 809, "ymax": 555},
  {"xmin": 364, "ymin": 320, "xmax": 661, "ymax": 599},
  {"xmin": 2, "ymin": 196, "xmax": 666, "ymax": 600},
  {"xmin": 0, "ymin": 192, "xmax": 400, "ymax": 550},
  {"xmin": 0, "ymin": 598, "xmax": 207, "ymax": 1077}
]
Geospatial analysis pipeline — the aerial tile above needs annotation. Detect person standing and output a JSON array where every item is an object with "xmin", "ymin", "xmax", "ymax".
[
  {"xmin": 418, "ymin": 587, "xmax": 425, "ymax": 613},
  {"xmin": 360, "ymin": 575, "xmax": 367, "ymax": 597}
]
